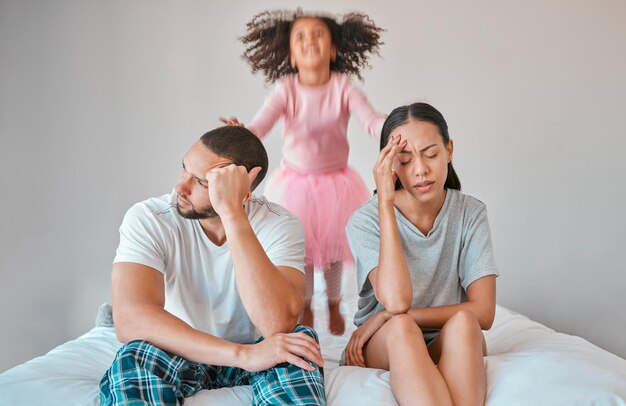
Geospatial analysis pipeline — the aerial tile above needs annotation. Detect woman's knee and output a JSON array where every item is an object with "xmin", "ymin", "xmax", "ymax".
[
  {"xmin": 444, "ymin": 310, "xmax": 481, "ymax": 336},
  {"xmin": 382, "ymin": 314, "xmax": 423, "ymax": 344}
]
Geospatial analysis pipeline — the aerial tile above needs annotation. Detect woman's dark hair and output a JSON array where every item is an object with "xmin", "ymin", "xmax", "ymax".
[
  {"xmin": 380, "ymin": 102, "xmax": 461, "ymax": 191},
  {"xmin": 200, "ymin": 126, "xmax": 268, "ymax": 191},
  {"xmin": 241, "ymin": 9, "xmax": 384, "ymax": 83}
]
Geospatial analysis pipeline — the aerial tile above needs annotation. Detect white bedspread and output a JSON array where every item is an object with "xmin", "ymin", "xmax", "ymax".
[{"xmin": 1, "ymin": 271, "xmax": 625, "ymax": 405}]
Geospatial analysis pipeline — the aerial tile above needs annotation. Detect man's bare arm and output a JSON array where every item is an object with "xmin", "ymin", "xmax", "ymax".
[
  {"xmin": 112, "ymin": 262, "xmax": 321, "ymax": 371},
  {"xmin": 112, "ymin": 262, "xmax": 241, "ymax": 365},
  {"xmin": 206, "ymin": 164, "xmax": 305, "ymax": 337},
  {"xmin": 222, "ymin": 214, "xmax": 305, "ymax": 337}
]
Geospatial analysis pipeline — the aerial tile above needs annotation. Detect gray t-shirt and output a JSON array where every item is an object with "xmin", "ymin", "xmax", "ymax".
[{"xmin": 347, "ymin": 189, "xmax": 499, "ymax": 330}]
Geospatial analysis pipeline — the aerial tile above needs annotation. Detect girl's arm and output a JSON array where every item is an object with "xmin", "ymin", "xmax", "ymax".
[
  {"xmin": 346, "ymin": 80, "xmax": 386, "ymax": 139},
  {"xmin": 246, "ymin": 81, "xmax": 288, "ymax": 139},
  {"xmin": 368, "ymin": 135, "xmax": 413, "ymax": 314},
  {"xmin": 407, "ymin": 275, "xmax": 497, "ymax": 330}
]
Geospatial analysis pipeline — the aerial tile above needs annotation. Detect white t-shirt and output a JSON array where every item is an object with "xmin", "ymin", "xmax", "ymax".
[{"xmin": 114, "ymin": 193, "xmax": 305, "ymax": 344}]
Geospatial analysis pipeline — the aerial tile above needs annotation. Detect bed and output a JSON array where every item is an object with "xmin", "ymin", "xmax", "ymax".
[{"xmin": 2, "ymin": 272, "xmax": 625, "ymax": 405}]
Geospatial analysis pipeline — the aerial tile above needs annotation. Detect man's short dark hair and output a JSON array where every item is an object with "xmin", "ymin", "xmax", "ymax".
[{"xmin": 200, "ymin": 126, "xmax": 268, "ymax": 191}]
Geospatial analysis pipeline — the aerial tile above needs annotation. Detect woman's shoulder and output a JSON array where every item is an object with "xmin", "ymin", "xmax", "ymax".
[
  {"xmin": 449, "ymin": 189, "xmax": 485, "ymax": 205},
  {"xmin": 447, "ymin": 189, "xmax": 488, "ymax": 218},
  {"xmin": 347, "ymin": 195, "xmax": 378, "ymax": 227}
]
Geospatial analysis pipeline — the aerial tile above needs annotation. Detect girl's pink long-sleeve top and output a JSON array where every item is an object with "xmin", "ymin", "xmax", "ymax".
[{"xmin": 247, "ymin": 72, "xmax": 385, "ymax": 174}]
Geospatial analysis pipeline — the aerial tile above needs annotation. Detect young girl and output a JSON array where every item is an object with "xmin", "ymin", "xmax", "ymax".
[
  {"xmin": 344, "ymin": 103, "xmax": 498, "ymax": 405},
  {"xmin": 222, "ymin": 9, "xmax": 385, "ymax": 335}
]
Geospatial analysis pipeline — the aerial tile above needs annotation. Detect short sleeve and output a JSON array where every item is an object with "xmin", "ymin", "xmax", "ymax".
[
  {"xmin": 459, "ymin": 204, "xmax": 499, "ymax": 290},
  {"xmin": 113, "ymin": 203, "xmax": 168, "ymax": 274},
  {"xmin": 346, "ymin": 208, "xmax": 381, "ymax": 295},
  {"xmin": 258, "ymin": 213, "xmax": 306, "ymax": 274}
]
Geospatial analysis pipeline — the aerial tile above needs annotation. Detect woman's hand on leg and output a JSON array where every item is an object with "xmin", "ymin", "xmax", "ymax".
[{"xmin": 345, "ymin": 310, "xmax": 392, "ymax": 367}]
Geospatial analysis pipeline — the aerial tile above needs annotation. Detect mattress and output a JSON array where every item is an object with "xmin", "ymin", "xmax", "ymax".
[{"xmin": 1, "ymin": 272, "xmax": 625, "ymax": 405}]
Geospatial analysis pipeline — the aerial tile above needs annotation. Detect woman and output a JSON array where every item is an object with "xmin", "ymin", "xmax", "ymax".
[{"xmin": 344, "ymin": 102, "xmax": 498, "ymax": 405}]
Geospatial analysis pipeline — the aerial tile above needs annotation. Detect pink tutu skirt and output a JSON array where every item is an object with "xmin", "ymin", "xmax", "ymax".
[{"xmin": 264, "ymin": 165, "xmax": 371, "ymax": 268}]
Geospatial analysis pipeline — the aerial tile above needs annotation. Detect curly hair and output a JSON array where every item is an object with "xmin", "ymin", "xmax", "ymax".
[{"xmin": 241, "ymin": 9, "xmax": 384, "ymax": 83}]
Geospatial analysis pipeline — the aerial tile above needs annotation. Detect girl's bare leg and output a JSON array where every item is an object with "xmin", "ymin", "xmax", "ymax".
[{"xmin": 324, "ymin": 261, "xmax": 345, "ymax": 335}]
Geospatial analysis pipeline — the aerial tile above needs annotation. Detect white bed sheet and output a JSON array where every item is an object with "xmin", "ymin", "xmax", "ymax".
[
  {"xmin": 1, "ymin": 271, "xmax": 625, "ymax": 405},
  {"xmin": 327, "ymin": 305, "xmax": 626, "ymax": 405}
]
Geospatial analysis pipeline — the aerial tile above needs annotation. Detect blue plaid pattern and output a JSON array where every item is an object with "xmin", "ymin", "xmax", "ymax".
[{"xmin": 100, "ymin": 325, "xmax": 325, "ymax": 405}]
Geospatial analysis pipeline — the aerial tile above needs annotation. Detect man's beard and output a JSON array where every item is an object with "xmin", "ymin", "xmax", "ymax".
[{"xmin": 176, "ymin": 202, "xmax": 219, "ymax": 220}]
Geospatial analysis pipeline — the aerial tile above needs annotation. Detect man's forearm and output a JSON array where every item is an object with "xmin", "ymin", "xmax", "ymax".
[
  {"xmin": 221, "ymin": 210, "xmax": 302, "ymax": 336},
  {"xmin": 115, "ymin": 304, "xmax": 245, "ymax": 367}
]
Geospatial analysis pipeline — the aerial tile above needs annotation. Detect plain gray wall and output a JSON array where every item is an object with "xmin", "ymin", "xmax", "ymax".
[{"xmin": 1, "ymin": 0, "xmax": 625, "ymax": 372}]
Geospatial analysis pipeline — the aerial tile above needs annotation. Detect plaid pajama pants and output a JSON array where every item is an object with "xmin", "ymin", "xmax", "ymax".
[{"xmin": 99, "ymin": 325, "xmax": 325, "ymax": 406}]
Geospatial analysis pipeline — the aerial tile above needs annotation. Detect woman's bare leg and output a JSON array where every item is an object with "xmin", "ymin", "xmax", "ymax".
[
  {"xmin": 364, "ymin": 314, "xmax": 452, "ymax": 406},
  {"xmin": 428, "ymin": 310, "xmax": 487, "ymax": 406}
]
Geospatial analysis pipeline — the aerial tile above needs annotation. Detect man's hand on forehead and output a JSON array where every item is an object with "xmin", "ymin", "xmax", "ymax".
[
  {"xmin": 205, "ymin": 164, "xmax": 262, "ymax": 217},
  {"xmin": 204, "ymin": 160, "xmax": 235, "ymax": 178},
  {"xmin": 205, "ymin": 164, "xmax": 261, "ymax": 185}
]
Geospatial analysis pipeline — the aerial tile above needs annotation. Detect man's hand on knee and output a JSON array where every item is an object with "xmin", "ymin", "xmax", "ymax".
[{"xmin": 235, "ymin": 331, "xmax": 324, "ymax": 373}]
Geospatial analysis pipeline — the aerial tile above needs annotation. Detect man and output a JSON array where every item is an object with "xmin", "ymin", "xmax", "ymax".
[{"xmin": 100, "ymin": 126, "xmax": 325, "ymax": 405}]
